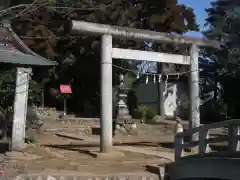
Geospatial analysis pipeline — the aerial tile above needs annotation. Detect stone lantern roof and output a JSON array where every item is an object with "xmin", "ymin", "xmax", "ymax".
[{"xmin": 0, "ymin": 21, "xmax": 57, "ymax": 66}]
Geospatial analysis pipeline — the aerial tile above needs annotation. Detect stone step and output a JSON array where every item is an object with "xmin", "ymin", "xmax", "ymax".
[
  {"xmin": 44, "ymin": 127, "xmax": 92, "ymax": 136},
  {"xmin": 14, "ymin": 173, "xmax": 160, "ymax": 180},
  {"xmin": 56, "ymin": 118, "xmax": 100, "ymax": 126}
]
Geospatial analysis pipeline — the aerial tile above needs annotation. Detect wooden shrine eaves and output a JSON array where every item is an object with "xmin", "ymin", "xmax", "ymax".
[
  {"xmin": 66, "ymin": 20, "xmax": 220, "ymax": 49},
  {"xmin": 0, "ymin": 21, "xmax": 57, "ymax": 66}
]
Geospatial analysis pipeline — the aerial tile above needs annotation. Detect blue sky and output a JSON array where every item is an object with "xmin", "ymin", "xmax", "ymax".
[{"xmin": 179, "ymin": 0, "xmax": 213, "ymax": 37}]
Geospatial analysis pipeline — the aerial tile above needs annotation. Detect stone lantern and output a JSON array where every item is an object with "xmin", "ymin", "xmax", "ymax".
[{"xmin": 115, "ymin": 74, "xmax": 135, "ymax": 130}]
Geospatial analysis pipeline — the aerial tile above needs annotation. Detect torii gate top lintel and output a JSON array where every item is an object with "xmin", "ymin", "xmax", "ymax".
[{"xmin": 65, "ymin": 20, "xmax": 220, "ymax": 49}]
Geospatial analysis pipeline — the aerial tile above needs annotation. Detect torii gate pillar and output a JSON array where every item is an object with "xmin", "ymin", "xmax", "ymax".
[
  {"xmin": 100, "ymin": 34, "xmax": 113, "ymax": 152},
  {"xmin": 189, "ymin": 44, "xmax": 200, "ymax": 141}
]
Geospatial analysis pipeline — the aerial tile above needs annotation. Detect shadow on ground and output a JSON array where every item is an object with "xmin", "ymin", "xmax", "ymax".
[
  {"xmin": 43, "ymin": 141, "xmax": 173, "ymax": 157},
  {"xmin": 46, "ymin": 131, "xmax": 229, "ymax": 157},
  {"xmin": 144, "ymin": 165, "xmax": 161, "ymax": 175},
  {"xmin": 44, "ymin": 141, "xmax": 162, "ymax": 149},
  {"xmin": 44, "ymin": 139, "xmax": 228, "ymax": 153},
  {"xmin": 55, "ymin": 133, "xmax": 84, "ymax": 141},
  {"xmin": 92, "ymin": 128, "xmax": 100, "ymax": 135}
]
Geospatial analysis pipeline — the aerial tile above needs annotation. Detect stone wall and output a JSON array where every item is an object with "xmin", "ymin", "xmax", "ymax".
[
  {"xmin": 14, "ymin": 173, "xmax": 159, "ymax": 180},
  {"xmin": 34, "ymin": 107, "xmax": 59, "ymax": 118}
]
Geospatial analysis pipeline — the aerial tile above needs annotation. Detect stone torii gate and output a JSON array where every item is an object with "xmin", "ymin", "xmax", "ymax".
[{"xmin": 65, "ymin": 20, "xmax": 220, "ymax": 153}]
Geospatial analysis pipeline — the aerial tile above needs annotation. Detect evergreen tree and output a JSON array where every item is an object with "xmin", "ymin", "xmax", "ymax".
[
  {"xmin": 204, "ymin": 0, "xmax": 240, "ymax": 118},
  {"xmin": 1, "ymin": 0, "xmax": 198, "ymax": 115}
]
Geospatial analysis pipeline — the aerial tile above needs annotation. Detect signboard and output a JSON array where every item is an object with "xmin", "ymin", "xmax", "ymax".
[
  {"xmin": 112, "ymin": 48, "xmax": 191, "ymax": 65},
  {"xmin": 60, "ymin": 84, "xmax": 72, "ymax": 94}
]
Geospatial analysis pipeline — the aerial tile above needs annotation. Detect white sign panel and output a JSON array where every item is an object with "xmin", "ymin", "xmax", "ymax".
[{"xmin": 112, "ymin": 48, "xmax": 190, "ymax": 65}]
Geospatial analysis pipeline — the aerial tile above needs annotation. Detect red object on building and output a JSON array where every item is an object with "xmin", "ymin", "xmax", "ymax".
[{"xmin": 60, "ymin": 84, "xmax": 72, "ymax": 94}]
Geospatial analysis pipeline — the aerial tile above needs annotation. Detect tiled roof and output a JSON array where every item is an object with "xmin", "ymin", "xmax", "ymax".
[{"xmin": 0, "ymin": 21, "xmax": 57, "ymax": 66}]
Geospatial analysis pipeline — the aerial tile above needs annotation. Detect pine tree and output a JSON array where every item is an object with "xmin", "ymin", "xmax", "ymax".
[
  {"xmin": 204, "ymin": 0, "xmax": 240, "ymax": 118},
  {"xmin": 205, "ymin": 0, "xmax": 240, "ymax": 72}
]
